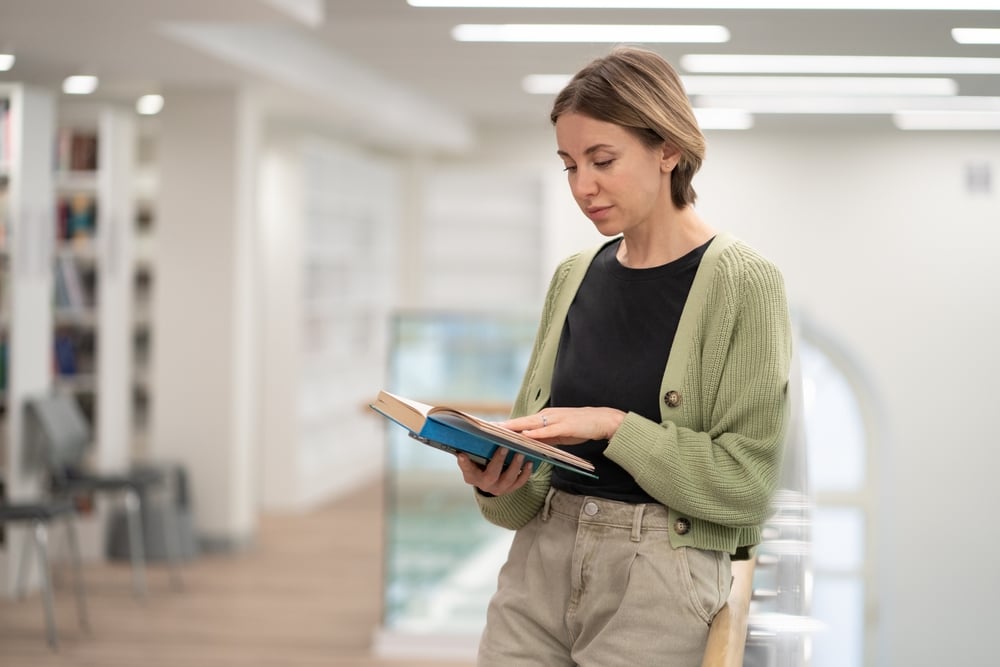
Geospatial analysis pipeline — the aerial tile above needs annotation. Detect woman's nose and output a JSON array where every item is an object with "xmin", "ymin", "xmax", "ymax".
[{"xmin": 571, "ymin": 169, "xmax": 598, "ymax": 199}]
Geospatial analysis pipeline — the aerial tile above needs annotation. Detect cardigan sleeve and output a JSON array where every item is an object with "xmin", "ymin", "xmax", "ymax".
[{"xmin": 605, "ymin": 251, "xmax": 792, "ymax": 528}]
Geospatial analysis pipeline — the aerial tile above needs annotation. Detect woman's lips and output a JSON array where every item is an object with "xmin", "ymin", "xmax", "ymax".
[{"xmin": 586, "ymin": 205, "xmax": 612, "ymax": 221}]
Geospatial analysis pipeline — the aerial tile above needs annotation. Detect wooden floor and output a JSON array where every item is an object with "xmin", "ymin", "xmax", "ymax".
[{"xmin": 0, "ymin": 479, "xmax": 476, "ymax": 667}]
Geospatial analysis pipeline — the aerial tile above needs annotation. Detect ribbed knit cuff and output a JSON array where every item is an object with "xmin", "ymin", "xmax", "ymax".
[{"xmin": 605, "ymin": 411, "xmax": 667, "ymax": 477}]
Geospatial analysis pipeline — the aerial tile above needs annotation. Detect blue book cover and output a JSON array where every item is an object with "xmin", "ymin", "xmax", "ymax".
[{"xmin": 370, "ymin": 390, "xmax": 597, "ymax": 479}]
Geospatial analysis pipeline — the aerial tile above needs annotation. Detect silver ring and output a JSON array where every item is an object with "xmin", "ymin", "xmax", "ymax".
[{"xmin": 541, "ymin": 415, "xmax": 547, "ymax": 427}]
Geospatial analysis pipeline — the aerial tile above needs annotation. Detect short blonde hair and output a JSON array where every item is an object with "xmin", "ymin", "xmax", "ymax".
[{"xmin": 550, "ymin": 46, "xmax": 705, "ymax": 209}]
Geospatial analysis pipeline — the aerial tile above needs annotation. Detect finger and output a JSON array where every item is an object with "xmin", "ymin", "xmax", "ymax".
[
  {"xmin": 493, "ymin": 454, "xmax": 528, "ymax": 494},
  {"xmin": 457, "ymin": 454, "xmax": 490, "ymax": 486},
  {"xmin": 483, "ymin": 447, "xmax": 509, "ymax": 483}
]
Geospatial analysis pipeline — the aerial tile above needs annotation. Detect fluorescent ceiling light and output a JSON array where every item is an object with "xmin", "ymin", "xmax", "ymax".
[
  {"xmin": 682, "ymin": 54, "xmax": 1000, "ymax": 74},
  {"xmin": 684, "ymin": 75, "xmax": 956, "ymax": 96},
  {"xmin": 453, "ymin": 24, "xmax": 729, "ymax": 43},
  {"xmin": 0, "ymin": 54, "xmax": 14, "ymax": 71},
  {"xmin": 952, "ymin": 28, "xmax": 1000, "ymax": 44},
  {"xmin": 412, "ymin": 0, "xmax": 1000, "ymax": 8},
  {"xmin": 62, "ymin": 75, "xmax": 99, "ymax": 95},
  {"xmin": 893, "ymin": 110, "xmax": 1000, "ymax": 130},
  {"xmin": 523, "ymin": 74, "xmax": 572, "ymax": 94},
  {"xmin": 523, "ymin": 74, "xmax": 956, "ymax": 96},
  {"xmin": 136, "ymin": 94, "xmax": 165, "ymax": 116},
  {"xmin": 693, "ymin": 108, "xmax": 754, "ymax": 130},
  {"xmin": 693, "ymin": 94, "xmax": 1000, "ymax": 114}
]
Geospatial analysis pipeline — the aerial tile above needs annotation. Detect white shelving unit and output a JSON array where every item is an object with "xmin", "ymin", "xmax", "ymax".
[
  {"xmin": 258, "ymin": 135, "xmax": 399, "ymax": 511},
  {"xmin": 0, "ymin": 83, "xmax": 56, "ymax": 596},
  {"xmin": 50, "ymin": 103, "xmax": 137, "ymax": 559}
]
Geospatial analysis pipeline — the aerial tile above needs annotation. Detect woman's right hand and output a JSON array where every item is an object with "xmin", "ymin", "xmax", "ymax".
[{"xmin": 457, "ymin": 447, "xmax": 533, "ymax": 496}]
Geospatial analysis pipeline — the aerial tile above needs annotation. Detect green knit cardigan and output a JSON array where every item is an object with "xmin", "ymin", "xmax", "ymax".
[{"xmin": 475, "ymin": 232, "xmax": 793, "ymax": 557}]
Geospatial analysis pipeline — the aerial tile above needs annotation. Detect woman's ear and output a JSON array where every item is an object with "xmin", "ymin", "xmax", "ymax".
[{"xmin": 660, "ymin": 144, "xmax": 681, "ymax": 173}]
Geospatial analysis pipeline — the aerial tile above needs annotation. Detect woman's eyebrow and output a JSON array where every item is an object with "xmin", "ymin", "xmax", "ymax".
[{"xmin": 556, "ymin": 144, "xmax": 614, "ymax": 158}]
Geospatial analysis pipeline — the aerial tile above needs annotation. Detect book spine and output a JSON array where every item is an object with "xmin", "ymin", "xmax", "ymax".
[{"xmin": 418, "ymin": 419, "xmax": 546, "ymax": 470}]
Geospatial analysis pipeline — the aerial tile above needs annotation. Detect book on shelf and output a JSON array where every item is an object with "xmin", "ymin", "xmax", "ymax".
[
  {"xmin": 56, "ymin": 129, "xmax": 98, "ymax": 172},
  {"xmin": 54, "ymin": 253, "xmax": 87, "ymax": 311},
  {"xmin": 57, "ymin": 193, "xmax": 97, "ymax": 240},
  {"xmin": 53, "ymin": 332, "xmax": 78, "ymax": 376},
  {"xmin": 370, "ymin": 390, "xmax": 597, "ymax": 479}
]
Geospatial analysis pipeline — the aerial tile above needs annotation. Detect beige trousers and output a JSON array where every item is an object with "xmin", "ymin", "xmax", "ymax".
[{"xmin": 478, "ymin": 488, "xmax": 731, "ymax": 667}]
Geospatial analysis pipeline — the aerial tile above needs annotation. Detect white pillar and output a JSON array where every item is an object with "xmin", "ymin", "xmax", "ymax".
[
  {"xmin": 153, "ymin": 88, "xmax": 259, "ymax": 550},
  {"xmin": 94, "ymin": 107, "xmax": 135, "ymax": 474}
]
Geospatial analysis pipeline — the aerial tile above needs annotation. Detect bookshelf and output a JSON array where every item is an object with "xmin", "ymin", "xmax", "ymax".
[
  {"xmin": 0, "ymin": 83, "xmax": 56, "ymax": 595},
  {"xmin": 50, "ymin": 104, "xmax": 137, "ymax": 559}
]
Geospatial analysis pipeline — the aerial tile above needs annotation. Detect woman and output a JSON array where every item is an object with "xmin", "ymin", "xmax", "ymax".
[{"xmin": 457, "ymin": 46, "xmax": 792, "ymax": 666}]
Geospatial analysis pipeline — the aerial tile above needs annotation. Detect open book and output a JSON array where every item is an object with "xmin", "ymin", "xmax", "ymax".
[{"xmin": 370, "ymin": 390, "xmax": 597, "ymax": 479}]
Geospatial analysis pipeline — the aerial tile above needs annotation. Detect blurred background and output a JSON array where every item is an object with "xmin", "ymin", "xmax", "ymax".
[{"xmin": 0, "ymin": 1, "xmax": 998, "ymax": 666}]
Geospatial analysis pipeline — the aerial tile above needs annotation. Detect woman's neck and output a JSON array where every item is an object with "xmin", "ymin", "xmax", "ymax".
[{"xmin": 616, "ymin": 207, "xmax": 716, "ymax": 269}]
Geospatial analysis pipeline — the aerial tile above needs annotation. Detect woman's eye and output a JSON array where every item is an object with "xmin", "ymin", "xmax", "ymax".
[
  {"xmin": 562, "ymin": 165, "xmax": 577, "ymax": 173},
  {"xmin": 595, "ymin": 159, "xmax": 614, "ymax": 168}
]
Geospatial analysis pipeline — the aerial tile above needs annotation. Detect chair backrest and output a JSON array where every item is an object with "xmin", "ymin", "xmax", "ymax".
[{"xmin": 23, "ymin": 393, "xmax": 92, "ymax": 477}]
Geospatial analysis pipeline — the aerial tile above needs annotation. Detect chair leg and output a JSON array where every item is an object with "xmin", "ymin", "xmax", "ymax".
[
  {"xmin": 15, "ymin": 522, "xmax": 35, "ymax": 600},
  {"xmin": 63, "ymin": 514, "xmax": 91, "ymax": 634},
  {"xmin": 123, "ymin": 489, "xmax": 148, "ymax": 598},
  {"xmin": 162, "ymin": 498, "xmax": 184, "ymax": 591},
  {"xmin": 32, "ymin": 520, "xmax": 59, "ymax": 650}
]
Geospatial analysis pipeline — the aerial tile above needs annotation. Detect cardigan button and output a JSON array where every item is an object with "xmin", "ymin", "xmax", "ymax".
[
  {"xmin": 674, "ymin": 518, "xmax": 691, "ymax": 535},
  {"xmin": 663, "ymin": 390, "xmax": 682, "ymax": 408}
]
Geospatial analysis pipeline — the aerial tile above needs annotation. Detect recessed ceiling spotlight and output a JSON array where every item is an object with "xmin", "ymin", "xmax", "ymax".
[
  {"xmin": 0, "ymin": 54, "xmax": 14, "ymax": 72},
  {"xmin": 136, "ymin": 94, "xmax": 165, "ymax": 116},
  {"xmin": 62, "ymin": 75, "xmax": 99, "ymax": 95}
]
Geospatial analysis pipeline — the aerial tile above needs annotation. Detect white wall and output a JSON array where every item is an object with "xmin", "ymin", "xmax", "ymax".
[{"xmin": 692, "ymin": 127, "xmax": 999, "ymax": 667}]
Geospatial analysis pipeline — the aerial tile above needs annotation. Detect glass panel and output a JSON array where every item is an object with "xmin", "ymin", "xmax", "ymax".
[
  {"xmin": 800, "ymin": 342, "xmax": 866, "ymax": 493},
  {"xmin": 813, "ymin": 506, "xmax": 865, "ymax": 572},
  {"xmin": 810, "ymin": 575, "xmax": 864, "ymax": 667},
  {"xmin": 382, "ymin": 311, "xmax": 536, "ymax": 635}
]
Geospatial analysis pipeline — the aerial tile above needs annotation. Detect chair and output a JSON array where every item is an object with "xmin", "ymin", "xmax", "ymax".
[
  {"xmin": 23, "ymin": 393, "xmax": 183, "ymax": 597},
  {"xmin": 0, "ymin": 497, "xmax": 89, "ymax": 649}
]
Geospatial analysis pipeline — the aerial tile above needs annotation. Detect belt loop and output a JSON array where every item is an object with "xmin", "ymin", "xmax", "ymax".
[
  {"xmin": 630, "ymin": 504, "xmax": 645, "ymax": 542},
  {"xmin": 541, "ymin": 486, "xmax": 556, "ymax": 521}
]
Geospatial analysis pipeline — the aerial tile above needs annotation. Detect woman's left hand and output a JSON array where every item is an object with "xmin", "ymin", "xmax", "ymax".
[{"xmin": 499, "ymin": 407, "xmax": 626, "ymax": 445}]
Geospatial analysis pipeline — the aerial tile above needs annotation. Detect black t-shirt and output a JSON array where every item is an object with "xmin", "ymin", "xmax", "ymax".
[{"xmin": 550, "ymin": 236, "xmax": 711, "ymax": 502}]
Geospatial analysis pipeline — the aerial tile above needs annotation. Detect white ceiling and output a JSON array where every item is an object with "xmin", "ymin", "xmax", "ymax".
[{"xmin": 1, "ymin": 0, "xmax": 999, "ymax": 147}]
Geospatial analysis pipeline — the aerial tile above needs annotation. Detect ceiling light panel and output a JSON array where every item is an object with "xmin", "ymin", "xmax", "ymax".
[
  {"xmin": 0, "ymin": 54, "xmax": 14, "ymax": 71},
  {"xmin": 684, "ymin": 76, "xmax": 957, "ymax": 96},
  {"xmin": 682, "ymin": 54, "xmax": 1000, "ymax": 75},
  {"xmin": 62, "ymin": 76, "xmax": 99, "ymax": 95},
  {"xmin": 893, "ymin": 110, "xmax": 1000, "ymax": 130},
  {"xmin": 693, "ymin": 94, "xmax": 1000, "ymax": 114},
  {"xmin": 412, "ymin": 0, "xmax": 1000, "ymax": 9},
  {"xmin": 452, "ymin": 24, "xmax": 729, "ymax": 43},
  {"xmin": 523, "ymin": 74, "xmax": 957, "ymax": 96},
  {"xmin": 136, "ymin": 94, "xmax": 165, "ymax": 115},
  {"xmin": 693, "ymin": 108, "xmax": 754, "ymax": 130},
  {"xmin": 952, "ymin": 28, "xmax": 1000, "ymax": 45}
]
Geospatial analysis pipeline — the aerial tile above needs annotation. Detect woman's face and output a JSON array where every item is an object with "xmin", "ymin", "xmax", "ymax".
[{"xmin": 555, "ymin": 112, "xmax": 678, "ymax": 237}]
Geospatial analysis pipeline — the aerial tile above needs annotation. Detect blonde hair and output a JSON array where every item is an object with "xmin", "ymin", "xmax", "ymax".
[{"xmin": 550, "ymin": 46, "xmax": 705, "ymax": 209}]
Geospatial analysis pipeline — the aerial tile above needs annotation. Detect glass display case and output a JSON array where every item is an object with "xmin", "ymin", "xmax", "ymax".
[{"xmin": 380, "ymin": 310, "xmax": 536, "ymax": 639}]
